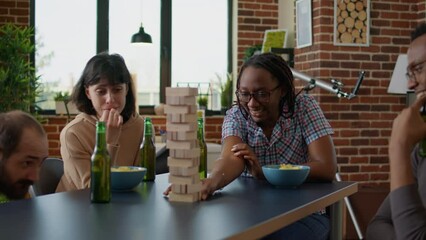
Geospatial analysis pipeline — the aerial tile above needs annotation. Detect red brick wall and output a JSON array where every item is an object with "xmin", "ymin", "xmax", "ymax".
[
  {"xmin": 237, "ymin": 0, "xmax": 279, "ymax": 67},
  {"xmin": 42, "ymin": 115, "xmax": 224, "ymax": 159},
  {"xmin": 0, "ymin": 0, "xmax": 29, "ymax": 25},
  {"xmin": 291, "ymin": 0, "xmax": 426, "ymax": 189},
  {"xmin": 235, "ymin": 0, "xmax": 425, "ymax": 190}
]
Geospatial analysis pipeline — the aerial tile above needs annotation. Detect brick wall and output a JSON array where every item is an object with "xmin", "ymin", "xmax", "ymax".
[
  {"xmin": 0, "ymin": 0, "xmax": 29, "ymax": 25},
  {"xmin": 237, "ymin": 0, "xmax": 279, "ymax": 67},
  {"xmin": 291, "ymin": 0, "xmax": 426, "ymax": 189},
  {"xmin": 42, "ymin": 115, "xmax": 224, "ymax": 159},
  {"xmin": 236, "ymin": 0, "xmax": 426, "ymax": 190}
]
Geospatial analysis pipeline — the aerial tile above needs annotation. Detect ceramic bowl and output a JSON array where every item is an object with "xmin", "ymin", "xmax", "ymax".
[
  {"xmin": 111, "ymin": 166, "xmax": 146, "ymax": 191},
  {"xmin": 262, "ymin": 164, "xmax": 310, "ymax": 187}
]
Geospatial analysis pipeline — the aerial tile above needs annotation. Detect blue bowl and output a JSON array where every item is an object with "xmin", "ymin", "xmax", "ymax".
[
  {"xmin": 262, "ymin": 164, "xmax": 310, "ymax": 187},
  {"xmin": 111, "ymin": 166, "xmax": 146, "ymax": 191}
]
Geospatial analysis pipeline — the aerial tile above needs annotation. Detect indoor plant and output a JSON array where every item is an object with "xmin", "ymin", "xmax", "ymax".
[
  {"xmin": 197, "ymin": 95, "xmax": 208, "ymax": 110},
  {"xmin": 0, "ymin": 23, "xmax": 40, "ymax": 113},
  {"xmin": 220, "ymin": 73, "xmax": 233, "ymax": 113},
  {"xmin": 54, "ymin": 91, "xmax": 78, "ymax": 118}
]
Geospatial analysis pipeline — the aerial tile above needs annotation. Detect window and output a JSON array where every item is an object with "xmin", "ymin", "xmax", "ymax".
[
  {"xmin": 35, "ymin": 0, "xmax": 96, "ymax": 110},
  {"xmin": 172, "ymin": 0, "xmax": 228, "ymax": 110},
  {"xmin": 109, "ymin": 0, "xmax": 161, "ymax": 106},
  {"xmin": 34, "ymin": 0, "xmax": 230, "ymax": 111}
]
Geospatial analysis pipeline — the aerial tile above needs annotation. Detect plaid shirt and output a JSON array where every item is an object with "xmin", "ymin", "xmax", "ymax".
[{"xmin": 222, "ymin": 94, "xmax": 334, "ymax": 177}]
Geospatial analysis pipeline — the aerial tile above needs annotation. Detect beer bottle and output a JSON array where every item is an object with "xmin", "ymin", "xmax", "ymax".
[
  {"xmin": 140, "ymin": 117, "xmax": 156, "ymax": 181},
  {"xmin": 420, "ymin": 105, "xmax": 426, "ymax": 157},
  {"xmin": 91, "ymin": 121, "xmax": 111, "ymax": 203},
  {"xmin": 197, "ymin": 113, "xmax": 207, "ymax": 179}
]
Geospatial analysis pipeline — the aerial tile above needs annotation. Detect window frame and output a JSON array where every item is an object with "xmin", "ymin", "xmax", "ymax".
[{"xmin": 31, "ymin": 0, "xmax": 233, "ymax": 114}]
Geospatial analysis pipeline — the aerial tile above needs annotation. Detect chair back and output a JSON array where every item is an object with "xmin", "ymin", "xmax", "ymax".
[{"xmin": 32, "ymin": 157, "xmax": 64, "ymax": 196}]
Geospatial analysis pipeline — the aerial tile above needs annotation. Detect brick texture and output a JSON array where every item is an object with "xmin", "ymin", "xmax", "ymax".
[
  {"xmin": 0, "ymin": 0, "xmax": 29, "ymax": 25},
  {"xmin": 42, "ymin": 115, "xmax": 224, "ymax": 159}
]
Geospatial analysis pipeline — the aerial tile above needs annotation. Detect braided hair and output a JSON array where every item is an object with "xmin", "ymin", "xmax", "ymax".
[{"xmin": 236, "ymin": 52, "xmax": 296, "ymax": 119}]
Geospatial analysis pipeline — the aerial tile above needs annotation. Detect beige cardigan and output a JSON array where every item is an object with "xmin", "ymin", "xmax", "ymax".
[{"xmin": 56, "ymin": 113, "xmax": 144, "ymax": 192}]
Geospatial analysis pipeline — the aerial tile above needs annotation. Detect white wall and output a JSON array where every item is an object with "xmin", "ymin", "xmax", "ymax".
[{"xmin": 278, "ymin": 0, "xmax": 295, "ymax": 48}]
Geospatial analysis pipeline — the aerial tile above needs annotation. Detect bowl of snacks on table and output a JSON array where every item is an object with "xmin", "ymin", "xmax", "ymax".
[
  {"xmin": 262, "ymin": 164, "xmax": 310, "ymax": 188},
  {"xmin": 111, "ymin": 166, "xmax": 146, "ymax": 192}
]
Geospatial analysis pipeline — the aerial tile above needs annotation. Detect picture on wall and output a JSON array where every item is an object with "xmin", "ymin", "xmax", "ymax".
[
  {"xmin": 261, "ymin": 29, "xmax": 288, "ymax": 53},
  {"xmin": 296, "ymin": 0, "xmax": 312, "ymax": 48},
  {"xmin": 334, "ymin": 0, "xmax": 370, "ymax": 46}
]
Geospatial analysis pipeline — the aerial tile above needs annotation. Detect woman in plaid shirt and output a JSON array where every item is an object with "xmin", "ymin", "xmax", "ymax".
[{"xmin": 201, "ymin": 53, "xmax": 337, "ymax": 239}]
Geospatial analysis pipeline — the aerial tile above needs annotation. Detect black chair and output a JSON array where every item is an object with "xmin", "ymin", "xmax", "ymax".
[{"xmin": 31, "ymin": 157, "xmax": 64, "ymax": 196}]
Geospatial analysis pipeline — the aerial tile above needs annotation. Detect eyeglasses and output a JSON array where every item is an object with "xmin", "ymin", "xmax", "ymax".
[
  {"xmin": 235, "ymin": 85, "xmax": 281, "ymax": 103},
  {"xmin": 406, "ymin": 59, "xmax": 426, "ymax": 82}
]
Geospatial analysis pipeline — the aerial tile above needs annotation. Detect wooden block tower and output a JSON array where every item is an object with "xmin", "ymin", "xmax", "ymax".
[{"xmin": 165, "ymin": 87, "xmax": 201, "ymax": 202}]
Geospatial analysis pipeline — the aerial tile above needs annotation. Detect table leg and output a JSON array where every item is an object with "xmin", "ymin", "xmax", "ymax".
[{"xmin": 330, "ymin": 199, "xmax": 343, "ymax": 240}]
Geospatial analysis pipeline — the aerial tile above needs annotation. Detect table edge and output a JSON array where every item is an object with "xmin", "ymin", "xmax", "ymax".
[{"xmin": 227, "ymin": 182, "xmax": 358, "ymax": 240}]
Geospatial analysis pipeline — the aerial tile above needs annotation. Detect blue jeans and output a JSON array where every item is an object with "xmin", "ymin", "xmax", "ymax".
[{"xmin": 262, "ymin": 213, "xmax": 330, "ymax": 240}]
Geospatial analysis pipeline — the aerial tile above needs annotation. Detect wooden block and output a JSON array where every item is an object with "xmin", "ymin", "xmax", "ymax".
[
  {"xmin": 169, "ymin": 174, "xmax": 200, "ymax": 185},
  {"xmin": 166, "ymin": 139, "xmax": 198, "ymax": 150},
  {"xmin": 169, "ymin": 148, "xmax": 200, "ymax": 158},
  {"xmin": 171, "ymin": 182, "xmax": 202, "ymax": 194},
  {"xmin": 166, "ymin": 96, "xmax": 196, "ymax": 105},
  {"xmin": 167, "ymin": 156, "xmax": 199, "ymax": 168},
  {"xmin": 169, "ymin": 166, "xmax": 199, "ymax": 176},
  {"xmin": 167, "ymin": 131, "xmax": 197, "ymax": 141},
  {"xmin": 166, "ymin": 87, "xmax": 198, "ymax": 97},
  {"xmin": 166, "ymin": 122, "xmax": 197, "ymax": 132},
  {"xmin": 169, "ymin": 192, "xmax": 200, "ymax": 203},
  {"xmin": 164, "ymin": 105, "xmax": 197, "ymax": 114},
  {"xmin": 167, "ymin": 113, "xmax": 197, "ymax": 123}
]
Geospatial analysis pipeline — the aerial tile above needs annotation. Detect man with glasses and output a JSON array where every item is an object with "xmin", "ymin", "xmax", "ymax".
[
  {"xmin": 0, "ymin": 111, "xmax": 48, "ymax": 203},
  {"xmin": 367, "ymin": 23, "xmax": 426, "ymax": 239},
  {"xmin": 199, "ymin": 52, "xmax": 337, "ymax": 239}
]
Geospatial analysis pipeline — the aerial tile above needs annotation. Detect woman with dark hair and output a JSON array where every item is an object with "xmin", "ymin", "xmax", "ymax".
[
  {"xmin": 56, "ymin": 53, "xmax": 144, "ymax": 192},
  {"xmin": 199, "ymin": 53, "xmax": 336, "ymax": 239}
]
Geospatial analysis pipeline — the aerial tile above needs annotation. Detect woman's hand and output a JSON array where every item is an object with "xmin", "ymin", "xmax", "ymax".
[
  {"xmin": 100, "ymin": 109, "xmax": 123, "ymax": 145},
  {"xmin": 231, "ymin": 143, "xmax": 264, "ymax": 179},
  {"xmin": 200, "ymin": 178, "xmax": 219, "ymax": 200}
]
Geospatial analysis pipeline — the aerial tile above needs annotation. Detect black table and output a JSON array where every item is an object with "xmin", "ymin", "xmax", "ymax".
[{"xmin": 0, "ymin": 174, "xmax": 357, "ymax": 240}]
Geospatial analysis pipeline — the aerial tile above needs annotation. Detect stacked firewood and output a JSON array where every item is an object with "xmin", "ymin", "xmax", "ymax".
[{"xmin": 335, "ymin": 0, "xmax": 368, "ymax": 44}]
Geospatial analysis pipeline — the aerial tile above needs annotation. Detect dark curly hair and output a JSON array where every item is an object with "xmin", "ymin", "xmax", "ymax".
[
  {"xmin": 411, "ymin": 22, "xmax": 426, "ymax": 41},
  {"xmin": 71, "ymin": 53, "xmax": 136, "ymax": 122},
  {"xmin": 236, "ymin": 52, "xmax": 296, "ymax": 119}
]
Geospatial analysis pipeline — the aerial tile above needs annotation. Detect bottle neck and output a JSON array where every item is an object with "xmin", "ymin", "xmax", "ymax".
[
  {"xmin": 197, "ymin": 119, "xmax": 204, "ymax": 140},
  {"xmin": 95, "ymin": 122, "xmax": 107, "ymax": 149},
  {"xmin": 143, "ymin": 118, "xmax": 153, "ymax": 141}
]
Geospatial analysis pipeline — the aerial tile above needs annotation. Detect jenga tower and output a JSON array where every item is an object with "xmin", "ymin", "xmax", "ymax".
[{"xmin": 165, "ymin": 87, "xmax": 201, "ymax": 202}]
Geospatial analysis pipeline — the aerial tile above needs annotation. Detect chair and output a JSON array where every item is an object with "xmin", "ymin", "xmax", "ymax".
[
  {"xmin": 31, "ymin": 157, "xmax": 64, "ymax": 196},
  {"xmin": 335, "ymin": 172, "xmax": 364, "ymax": 240}
]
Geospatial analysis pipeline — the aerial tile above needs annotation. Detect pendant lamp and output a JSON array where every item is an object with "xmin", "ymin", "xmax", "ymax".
[{"xmin": 131, "ymin": 23, "xmax": 152, "ymax": 43}]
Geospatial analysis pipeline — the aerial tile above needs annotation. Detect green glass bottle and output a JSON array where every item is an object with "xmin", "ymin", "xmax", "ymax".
[
  {"xmin": 420, "ymin": 106, "xmax": 426, "ymax": 157},
  {"xmin": 91, "ymin": 121, "xmax": 111, "ymax": 203},
  {"xmin": 140, "ymin": 117, "xmax": 156, "ymax": 181},
  {"xmin": 197, "ymin": 115, "xmax": 207, "ymax": 179}
]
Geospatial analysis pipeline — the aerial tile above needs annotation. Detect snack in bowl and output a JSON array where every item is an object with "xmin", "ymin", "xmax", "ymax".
[
  {"xmin": 262, "ymin": 164, "xmax": 310, "ymax": 187},
  {"xmin": 111, "ymin": 166, "xmax": 146, "ymax": 191}
]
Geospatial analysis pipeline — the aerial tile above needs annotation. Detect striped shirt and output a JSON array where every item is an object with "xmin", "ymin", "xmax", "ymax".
[{"xmin": 222, "ymin": 94, "xmax": 334, "ymax": 177}]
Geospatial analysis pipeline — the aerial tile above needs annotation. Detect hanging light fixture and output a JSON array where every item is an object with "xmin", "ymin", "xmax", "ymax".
[{"xmin": 131, "ymin": 22, "xmax": 152, "ymax": 43}]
